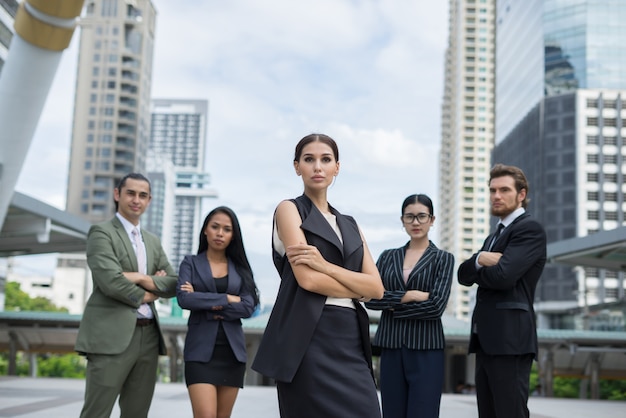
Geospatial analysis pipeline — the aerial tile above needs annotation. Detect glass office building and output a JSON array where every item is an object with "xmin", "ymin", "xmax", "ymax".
[
  {"xmin": 496, "ymin": 0, "xmax": 626, "ymax": 143},
  {"xmin": 494, "ymin": 0, "xmax": 626, "ymax": 320}
]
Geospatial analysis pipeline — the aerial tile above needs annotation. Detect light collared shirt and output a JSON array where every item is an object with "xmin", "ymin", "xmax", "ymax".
[{"xmin": 475, "ymin": 207, "xmax": 526, "ymax": 270}]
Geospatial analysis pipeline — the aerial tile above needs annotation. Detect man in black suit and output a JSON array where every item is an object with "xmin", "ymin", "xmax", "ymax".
[{"xmin": 458, "ymin": 164, "xmax": 546, "ymax": 418}]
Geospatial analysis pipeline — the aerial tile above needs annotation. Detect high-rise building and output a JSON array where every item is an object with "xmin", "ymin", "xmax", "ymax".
[
  {"xmin": 147, "ymin": 99, "xmax": 218, "ymax": 279},
  {"xmin": 66, "ymin": 0, "xmax": 157, "ymax": 223},
  {"xmin": 493, "ymin": 0, "xmax": 626, "ymax": 326},
  {"xmin": 0, "ymin": 0, "xmax": 18, "ymax": 75},
  {"xmin": 496, "ymin": 0, "xmax": 626, "ymax": 143},
  {"xmin": 493, "ymin": 90, "xmax": 626, "ymax": 327},
  {"xmin": 439, "ymin": 0, "xmax": 496, "ymax": 320}
]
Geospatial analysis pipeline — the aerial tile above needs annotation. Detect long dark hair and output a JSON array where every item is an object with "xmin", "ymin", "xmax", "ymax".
[{"xmin": 198, "ymin": 206, "xmax": 260, "ymax": 307}]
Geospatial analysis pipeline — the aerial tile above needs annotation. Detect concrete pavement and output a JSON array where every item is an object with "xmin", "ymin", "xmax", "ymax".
[{"xmin": 0, "ymin": 376, "xmax": 625, "ymax": 417}]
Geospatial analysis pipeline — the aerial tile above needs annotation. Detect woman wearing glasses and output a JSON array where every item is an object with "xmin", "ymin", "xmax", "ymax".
[{"xmin": 366, "ymin": 194, "xmax": 454, "ymax": 418}]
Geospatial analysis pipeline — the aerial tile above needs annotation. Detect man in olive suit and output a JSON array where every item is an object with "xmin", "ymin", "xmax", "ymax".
[{"xmin": 75, "ymin": 173, "xmax": 177, "ymax": 418}]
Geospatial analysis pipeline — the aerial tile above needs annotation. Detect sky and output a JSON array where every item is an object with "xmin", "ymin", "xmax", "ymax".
[{"xmin": 12, "ymin": 0, "xmax": 450, "ymax": 305}]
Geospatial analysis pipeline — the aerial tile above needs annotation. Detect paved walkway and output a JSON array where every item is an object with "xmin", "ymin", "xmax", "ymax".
[{"xmin": 0, "ymin": 376, "xmax": 625, "ymax": 417}]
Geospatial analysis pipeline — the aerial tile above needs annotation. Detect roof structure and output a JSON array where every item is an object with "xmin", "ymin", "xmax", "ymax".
[
  {"xmin": 547, "ymin": 226, "xmax": 626, "ymax": 272},
  {"xmin": 0, "ymin": 192, "xmax": 90, "ymax": 257}
]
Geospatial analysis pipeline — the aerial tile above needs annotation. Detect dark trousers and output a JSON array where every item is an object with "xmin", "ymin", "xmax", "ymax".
[
  {"xmin": 475, "ymin": 344, "xmax": 533, "ymax": 418},
  {"xmin": 80, "ymin": 323, "xmax": 159, "ymax": 418},
  {"xmin": 379, "ymin": 347, "xmax": 444, "ymax": 418}
]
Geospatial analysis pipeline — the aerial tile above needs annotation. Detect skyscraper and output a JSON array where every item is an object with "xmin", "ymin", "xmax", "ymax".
[
  {"xmin": 493, "ymin": 0, "xmax": 626, "ymax": 325},
  {"xmin": 66, "ymin": 0, "xmax": 156, "ymax": 223},
  {"xmin": 439, "ymin": 0, "xmax": 496, "ymax": 320},
  {"xmin": 147, "ymin": 99, "xmax": 218, "ymax": 276},
  {"xmin": 0, "ymin": 0, "xmax": 18, "ymax": 75}
]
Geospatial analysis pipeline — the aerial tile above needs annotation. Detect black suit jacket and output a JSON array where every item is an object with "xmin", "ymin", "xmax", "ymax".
[
  {"xmin": 458, "ymin": 212, "xmax": 546, "ymax": 357},
  {"xmin": 252, "ymin": 194, "xmax": 373, "ymax": 383}
]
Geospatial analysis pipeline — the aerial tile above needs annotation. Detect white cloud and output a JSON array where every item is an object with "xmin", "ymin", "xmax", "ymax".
[{"xmin": 12, "ymin": 0, "xmax": 449, "ymax": 302}]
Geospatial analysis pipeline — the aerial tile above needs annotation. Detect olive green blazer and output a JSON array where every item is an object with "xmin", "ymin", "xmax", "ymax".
[{"xmin": 75, "ymin": 216, "xmax": 177, "ymax": 355}]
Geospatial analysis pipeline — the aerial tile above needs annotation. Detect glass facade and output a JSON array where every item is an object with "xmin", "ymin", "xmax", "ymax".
[
  {"xmin": 497, "ymin": 0, "xmax": 626, "ymax": 143},
  {"xmin": 544, "ymin": 0, "xmax": 626, "ymax": 94},
  {"xmin": 496, "ymin": 0, "xmax": 544, "ymax": 143}
]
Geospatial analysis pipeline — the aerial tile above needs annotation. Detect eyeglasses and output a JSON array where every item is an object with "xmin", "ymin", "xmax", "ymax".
[{"xmin": 401, "ymin": 213, "xmax": 432, "ymax": 224}]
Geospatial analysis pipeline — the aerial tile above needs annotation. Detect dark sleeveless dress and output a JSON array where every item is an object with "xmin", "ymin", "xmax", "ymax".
[{"xmin": 252, "ymin": 195, "xmax": 381, "ymax": 417}]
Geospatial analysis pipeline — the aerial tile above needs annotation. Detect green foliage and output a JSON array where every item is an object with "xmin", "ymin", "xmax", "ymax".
[
  {"xmin": 600, "ymin": 380, "xmax": 626, "ymax": 401},
  {"xmin": 0, "ymin": 352, "xmax": 85, "ymax": 378},
  {"xmin": 4, "ymin": 282, "xmax": 68, "ymax": 312},
  {"xmin": 37, "ymin": 354, "xmax": 86, "ymax": 378},
  {"xmin": 552, "ymin": 377, "xmax": 581, "ymax": 398}
]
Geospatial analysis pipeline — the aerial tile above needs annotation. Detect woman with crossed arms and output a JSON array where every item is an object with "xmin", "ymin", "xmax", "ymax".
[{"xmin": 366, "ymin": 194, "xmax": 454, "ymax": 418}]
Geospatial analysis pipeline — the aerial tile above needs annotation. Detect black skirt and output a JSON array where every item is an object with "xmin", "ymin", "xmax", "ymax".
[
  {"xmin": 277, "ymin": 305, "xmax": 381, "ymax": 418},
  {"xmin": 184, "ymin": 325, "xmax": 245, "ymax": 388}
]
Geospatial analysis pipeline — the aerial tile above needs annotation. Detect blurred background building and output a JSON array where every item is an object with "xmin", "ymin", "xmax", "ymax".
[{"xmin": 441, "ymin": 0, "xmax": 626, "ymax": 330}]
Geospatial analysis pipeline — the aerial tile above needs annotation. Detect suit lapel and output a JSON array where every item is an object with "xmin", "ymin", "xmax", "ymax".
[
  {"xmin": 300, "ymin": 202, "xmax": 344, "ymax": 255},
  {"xmin": 112, "ymin": 217, "xmax": 139, "ymax": 272},
  {"xmin": 226, "ymin": 260, "xmax": 242, "ymax": 294},
  {"xmin": 192, "ymin": 253, "xmax": 217, "ymax": 292}
]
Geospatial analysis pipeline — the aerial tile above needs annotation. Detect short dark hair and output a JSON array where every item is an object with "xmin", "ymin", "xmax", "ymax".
[
  {"xmin": 114, "ymin": 173, "xmax": 151, "ymax": 210},
  {"xmin": 294, "ymin": 133, "xmax": 339, "ymax": 162},
  {"xmin": 489, "ymin": 164, "xmax": 529, "ymax": 208},
  {"xmin": 401, "ymin": 194, "xmax": 434, "ymax": 216},
  {"xmin": 197, "ymin": 206, "xmax": 260, "ymax": 308}
]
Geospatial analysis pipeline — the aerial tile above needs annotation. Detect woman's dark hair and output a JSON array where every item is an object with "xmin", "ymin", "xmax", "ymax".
[
  {"xmin": 401, "ymin": 194, "xmax": 434, "ymax": 215},
  {"xmin": 197, "ymin": 206, "xmax": 260, "ymax": 307},
  {"xmin": 294, "ymin": 133, "xmax": 339, "ymax": 162}
]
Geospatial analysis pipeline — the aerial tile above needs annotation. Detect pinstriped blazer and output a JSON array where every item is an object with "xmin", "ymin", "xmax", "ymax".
[{"xmin": 365, "ymin": 241, "xmax": 454, "ymax": 350}]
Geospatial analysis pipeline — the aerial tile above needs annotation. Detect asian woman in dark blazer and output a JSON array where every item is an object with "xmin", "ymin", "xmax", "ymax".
[
  {"xmin": 177, "ymin": 206, "xmax": 260, "ymax": 418},
  {"xmin": 366, "ymin": 194, "xmax": 454, "ymax": 418}
]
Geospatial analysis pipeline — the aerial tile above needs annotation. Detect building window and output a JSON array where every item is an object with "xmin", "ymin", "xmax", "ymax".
[
  {"xmin": 587, "ymin": 99, "xmax": 598, "ymax": 108},
  {"xmin": 604, "ymin": 136, "xmax": 617, "ymax": 145},
  {"xmin": 605, "ymin": 212, "xmax": 618, "ymax": 221},
  {"xmin": 605, "ymin": 192, "xmax": 617, "ymax": 201},
  {"xmin": 587, "ymin": 154, "xmax": 599, "ymax": 163},
  {"xmin": 604, "ymin": 118, "xmax": 617, "ymax": 127},
  {"xmin": 604, "ymin": 154, "xmax": 617, "ymax": 164},
  {"xmin": 587, "ymin": 210, "xmax": 599, "ymax": 220},
  {"xmin": 604, "ymin": 173, "xmax": 617, "ymax": 182},
  {"xmin": 604, "ymin": 100, "xmax": 617, "ymax": 109},
  {"xmin": 587, "ymin": 191, "xmax": 599, "ymax": 201},
  {"xmin": 587, "ymin": 172, "xmax": 599, "ymax": 182}
]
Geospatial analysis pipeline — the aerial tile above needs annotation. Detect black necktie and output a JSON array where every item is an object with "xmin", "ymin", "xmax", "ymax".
[{"xmin": 487, "ymin": 223, "xmax": 504, "ymax": 251}]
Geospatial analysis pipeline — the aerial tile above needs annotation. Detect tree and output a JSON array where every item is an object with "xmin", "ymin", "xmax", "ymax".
[{"xmin": 4, "ymin": 281, "xmax": 68, "ymax": 312}]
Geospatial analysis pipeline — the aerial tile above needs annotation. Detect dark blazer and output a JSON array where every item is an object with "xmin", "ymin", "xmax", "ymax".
[
  {"xmin": 252, "ymin": 194, "xmax": 373, "ymax": 383},
  {"xmin": 176, "ymin": 253, "xmax": 256, "ymax": 363},
  {"xmin": 366, "ymin": 241, "xmax": 454, "ymax": 350},
  {"xmin": 458, "ymin": 212, "xmax": 546, "ymax": 357},
  {"xmin": 75, "ymin": 216, "xmax": 177, "ymax": 356}
]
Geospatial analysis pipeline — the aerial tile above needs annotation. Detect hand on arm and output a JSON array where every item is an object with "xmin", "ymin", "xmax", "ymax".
[
  {"xmin": 277, "ymin": 201, "xmax": 384, "ymax": 299},
  {"xmin": 142, "ymin": 291, "xmax": 159, "ymax": 303},
  {"xmin": 477, "ymin": 251, "xmax": 502, "ymax": 267},
  {"xmin": 400, "ymin": 290, "xmax": 430, "ymax": 303}
]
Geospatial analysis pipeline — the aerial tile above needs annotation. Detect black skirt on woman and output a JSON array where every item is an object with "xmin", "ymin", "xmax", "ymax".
[
  {"xmin": 184, "ymin": 275, "xmax": 246, "ymax": 388},
  {"xmin": 276, "ymin": 305, "xmax": 381, "ymax": 418},
  {"xmin": 184, "ymin": 325, "xmax": 245, "ymax": 388}
]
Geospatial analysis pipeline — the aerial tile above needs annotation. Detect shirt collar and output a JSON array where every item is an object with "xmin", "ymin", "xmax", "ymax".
[
  {"xmin": 116, "ymin": 212, "xmax": 141, "ymax": 236},
  {"xmin": 499, "ymin": 207, "xmax": 525, "ymax": 228}
]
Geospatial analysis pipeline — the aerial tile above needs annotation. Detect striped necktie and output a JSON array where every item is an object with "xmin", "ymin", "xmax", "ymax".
[{"xmin": 132, "ymin": 227, "xmax": 153, "ymax": 318}]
